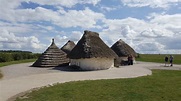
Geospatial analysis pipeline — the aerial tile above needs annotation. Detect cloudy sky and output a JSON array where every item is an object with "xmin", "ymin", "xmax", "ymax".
[{"xmin": 0, "ymin": 0, "xmax": 181, "ymax": 54}]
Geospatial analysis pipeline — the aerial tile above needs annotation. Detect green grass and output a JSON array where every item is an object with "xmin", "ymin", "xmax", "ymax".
[
  {"xmin": 0, "ymin": 59, "xmax": 36, "ymax": 68},
  {"xmin": 16, "ymin": 70, "xmax": 181, "ymax": 101},
  {"xmin": 136, "ymin": 54, "xmax": 181, "ymax": 64}
]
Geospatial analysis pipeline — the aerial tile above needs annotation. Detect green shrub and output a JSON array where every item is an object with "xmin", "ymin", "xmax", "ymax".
[
  {"xmin": 0, "ymin": 50, "xmax": 40, "ymax": 63},
  {"xmin": 0, "ymin": 53, "xmax": 13, "ymax": 62}
]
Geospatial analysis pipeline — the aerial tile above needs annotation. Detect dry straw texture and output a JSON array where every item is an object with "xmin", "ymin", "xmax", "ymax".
[
  {"xmin": 111, "ymin": 39, "xmax": 137, "ymax": 57},
  {"xmin": 61, "ymin": 40, "xmax": 75, "ymax": 54},
  {"xmin": 68, "ymin": 30, "xmax": 118, "ymax": 59},
  {"xmin": 32, "ymin": 39, "xmax": 69, "ymax": 67}
]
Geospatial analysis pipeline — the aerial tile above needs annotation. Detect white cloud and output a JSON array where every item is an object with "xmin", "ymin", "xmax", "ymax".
[
  {"xmin": 29, "ymin": 0, "xmax": 101, "ymax": 7},
  {"xmin": 0, "ymin": 21, "xmax": 35, "ymax": 34},
  {"xmin": 0, "ymin": 0, "xmax": 180, "ymax": 54},
  {"xmin": 100, "ymin": 6, "xmax": 118, "ymax": 12},
  {"xmin": 150, "ymin": 14, "xmax": 181, "ymax": 28},
  {"xmin": 135, "ymin": 42, "xmax": 165, "ymax": 53},
  {"xmin": 54, "ymin": 7, "xmax": 105, "ymax": 28},
  {"xmin": 53, "ymin": 31, "xmax": 82, "ymax": 48},
  {"xmin": 121, "ymin": 0, "xmax": 181, "ymax": 9},
  {"xmin": 69, "ymin": 31, "xmax": 82, "ymax": 42},
  {"xmin": 37, "ymin": 25, "xmax": 54, "ymax": 31},
  {"xmin": 148, "ymin": 13, "xmax": 181, "ymax": 37},
  {"xmin": 101, "ymin": 14, "xmax": 181, "ymax": 54},
  {"xmin": 0, "ymin": 4, "xmax": 105, "ymax": 28},
  {"xmin": 0, "ymin": 29, "xmax": 46, "ymax": 52},
  {"xmin": 0, "ymin": 0, "xmax": 101, "ymax": 11},
  {"xmin": 0, "ymin": 7, "xmax": 59, "ymax": 22}
]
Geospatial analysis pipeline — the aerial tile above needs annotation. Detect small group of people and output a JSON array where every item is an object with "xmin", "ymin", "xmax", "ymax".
[
  {"xmin": 165, "ymin": 55, "xmax": 174, "ymax": 67},
  {"xmin": 127, "ymin": 54, "xmax": 133, "ymax": 65}
]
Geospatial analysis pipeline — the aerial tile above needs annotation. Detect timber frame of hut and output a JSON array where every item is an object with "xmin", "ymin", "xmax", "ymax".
[
  {"xmin": 32, "ymin": 39, "xmax": 69, "ymax": 67},
  {"xmin": 68, "ymin": 30, "xmax": 118, "ymax": 70},
  {"xmin": 111, "ymin": 39, "xmax": 137, "ymax": 66}
]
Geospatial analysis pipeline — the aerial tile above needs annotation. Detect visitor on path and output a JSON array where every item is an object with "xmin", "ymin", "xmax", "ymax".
[
  {"xmin": 127, "ymin": 55, "xmax": 133, "ymax": 65},
  {"xmin": 169, "ymin": 55, "xmax": 174, "ymax": 66},
  {"xmin": 164, "ymin": 55, "xmax": 168, "ymax": 66},
  {"xmin": 130, "ymin": 55, "xmax": 133, "ymax": 65},
  {"xmin": 127, "ymin": 55, "xmax": 130, "ymax": 65}
]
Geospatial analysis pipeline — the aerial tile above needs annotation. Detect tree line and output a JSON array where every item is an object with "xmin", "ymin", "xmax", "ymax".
[{"xmin": 0, "ymin": 50, "xmax": 40, "ymax": 62}]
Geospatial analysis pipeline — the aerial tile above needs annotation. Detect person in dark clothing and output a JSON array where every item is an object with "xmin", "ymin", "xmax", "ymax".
[
  {"xmin": 127, "ymin": 55, "xmax": 131, "ymax": 65},
  {"xmin": 130, "ymin": 55, "xmax": 133, "ymax": 65},
  {"xmin": 164, "ymin": 56, "xmax": 168, "ymax": 66},
  {"xmin": 169, "ymin": 55, "xmax": 174, "ymax": 66},
  {"xmin": 127, "ymin": 55, "xmax": 133, "ymax": 65}
]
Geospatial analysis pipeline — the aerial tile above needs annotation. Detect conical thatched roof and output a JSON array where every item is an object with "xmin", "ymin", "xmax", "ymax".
[
  {"xmin": 111, "ymin": 39, "xmax": 137, "ymax": 57},
  {"xmin": 61, "ymin": 40, "xmax": 75, "ymax": 54},
  {"xmin": 32, "ymin": 39, "xmax": 69, "ymax": 67},
  {"xmin": 68, "ymin": 30, "xmax": 117, "ymax": 59}
]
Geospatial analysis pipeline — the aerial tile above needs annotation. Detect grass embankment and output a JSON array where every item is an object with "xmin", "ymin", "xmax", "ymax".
[
  {"xmin": 136, "ymin": 54, "xmax": 181, "ymax": 64},
  {"xmin": 0, "ymin": 59, "xmax": 36, "ymax": 68},
  {"xmin": 16, "ymin": 70, "xmax": 181, "ymax": 101},
  {"xmin": 0, "ymin": 59, "xmax": 36, "ymax": 79}
]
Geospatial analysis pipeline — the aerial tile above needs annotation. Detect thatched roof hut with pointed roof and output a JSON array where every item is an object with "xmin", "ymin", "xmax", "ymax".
[
  {"xmin": 32, "ymin": 39, "xmax": 69, "ymax": 67},
  {"xmin": 61, "ymin": 40, "xmax": 75, "ymax": 54},
  {"xmin": 111, "ymin": 39, "xmax": 137, "ymax": 66},
  {"xmin": 68, "ymin": 30, "xmax": 118, "ymax": 70}
]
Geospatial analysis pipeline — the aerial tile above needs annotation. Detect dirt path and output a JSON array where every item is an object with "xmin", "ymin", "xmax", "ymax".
[{"xmin": 0, "ymin": 62, "xmax": 180, "ymax": 101}]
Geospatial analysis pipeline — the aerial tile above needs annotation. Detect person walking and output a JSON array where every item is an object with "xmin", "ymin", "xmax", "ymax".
[
  {"xmin": 127, "ymin": 55, "xmax": 133, "ymax": 65},
  {"xmin": 169, "ymin": 55, "xmax": 174, "ymax": 66},
  {"xmin": 130, "ymin": 55, "xmax": 133, "ymax": 65},
  {"xmin": 164, "ymin": 55, "xmax": 168, "ymax": 66},
  {"xmin": 127, "ymin": 55, "xmax": 131, "ymax": 65}
]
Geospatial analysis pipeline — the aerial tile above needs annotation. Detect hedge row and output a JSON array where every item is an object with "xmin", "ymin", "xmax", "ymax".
[{"xmin": 0, "ymin": 52, "xmax": 40, "ymax": 63}]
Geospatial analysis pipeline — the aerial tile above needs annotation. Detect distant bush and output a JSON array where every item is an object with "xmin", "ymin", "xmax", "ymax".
[
  {"xmin": 0, "ymin": 50, "xmax": 32, "ymax": 53},
  {"xmin": 0, "ymin": 50, "xmax": 40, "ymax": 63},
  {"xmin": 0, "ymin": 53, "xmax": 13, "ymax": 62}
]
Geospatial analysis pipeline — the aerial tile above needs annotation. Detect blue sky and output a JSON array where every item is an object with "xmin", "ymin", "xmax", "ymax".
[{"xmin": 0, "ymin": 0, "xmax": 181, "ymax": 54}]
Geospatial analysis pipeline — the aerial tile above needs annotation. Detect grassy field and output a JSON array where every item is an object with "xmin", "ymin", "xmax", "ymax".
[
  {"xmin": 16, "ymin": 70, "xmax": 181, "ymax": 101},
  {"xmin": 0, "ymin": 59, "xmax": 36, "ymax": 68},
  {"xmin": 136, "ymin": 54, "xmax": 181, "ymax": 64}
]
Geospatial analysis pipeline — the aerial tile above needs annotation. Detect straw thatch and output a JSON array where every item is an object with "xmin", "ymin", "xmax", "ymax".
[
  {"xmin": 111, "ymin": 39, "xmax": 137, "ymax": 66},
  {"xmin": 111, "ymin": 39, "xmax": 137, "ymax": 57},
  {"xmin": 61, "ymin": 40, "xmax": 75, "ymax": 54},
  {"xmin": 68, "ymin": 30, "xmax": 117, "ymax": 59},
  {"xmin": 32, "ymin": 39, "xmax": 69, "ymax": 67}
]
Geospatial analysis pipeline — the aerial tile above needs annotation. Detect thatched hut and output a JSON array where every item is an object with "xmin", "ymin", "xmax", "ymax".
[
  {"xmin": 111, "ymin": 39, "xmax": 137, "ymax": 66},
  {"xmin": 32, "ymin": 39, "xmax": 69, "ymax": 67},
  {"xmin": 61, "ymin": 40, "xmax": 75, "ymax": 54},
  {"xmin": 68, "ymin": 30, "xmax": 118, "ymax": 70}
]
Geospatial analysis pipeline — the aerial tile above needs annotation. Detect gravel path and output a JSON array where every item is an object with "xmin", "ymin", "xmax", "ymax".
[
  {"xmin": 0, "ymin": 62, "xmax": 180, "ymax": 101},
  {"xmin": 0, "ymin": 63, "xmax": 61, "ymax": 80}
]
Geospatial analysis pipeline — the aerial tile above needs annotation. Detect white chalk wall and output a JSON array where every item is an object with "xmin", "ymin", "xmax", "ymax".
[{"xmin": 70, "ymin": 58, "xmax": 114, "ymax": 70}]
